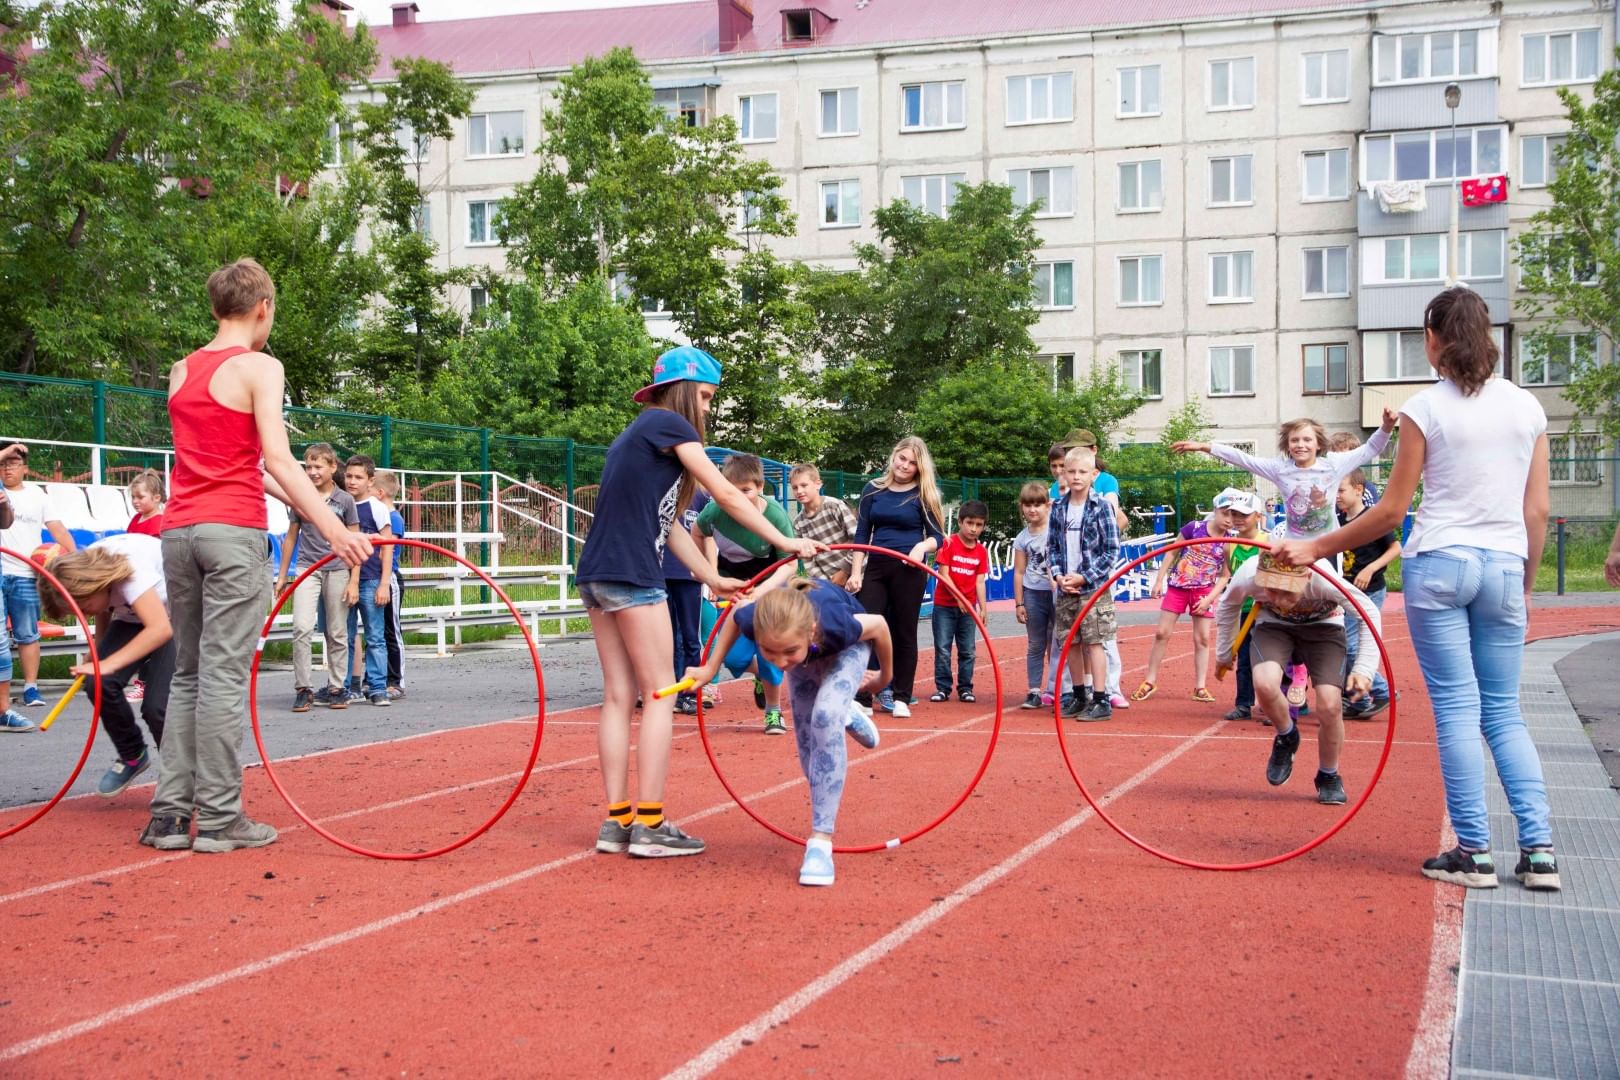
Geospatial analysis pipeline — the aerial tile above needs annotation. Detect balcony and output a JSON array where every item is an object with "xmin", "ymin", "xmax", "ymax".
[
  {"xmin": 1356, "ymin": 188, "xmax": 1507, "ymax": 237},
  {"xmin": 1358, "ymin": 278, "xmax": 1508, "ymax": 331},
  {"xmin": 1370, "ymin": 77, "xmax": 1496, "ymax": 131}
]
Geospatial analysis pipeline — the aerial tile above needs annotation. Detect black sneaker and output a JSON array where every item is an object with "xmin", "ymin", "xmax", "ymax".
[
  {"xmin": 138, "ymin": 814, "xmax": 192, "ymax": 850},
  {"xmin": 1020, "ymin": 691, "xmax": 1042, "ymax": 710},
  {"xmin": 312, "ymin": 686, "xmax": 333, "ymax": 706},
  {"xmin": 1314, "ymin": 770, "xmax": 1346, "ymax": 805},
  {"xmin": 1422, "ymin": 846, "xmax": 1498, "ymax": 889},
  {"xmin": 292, "ymin": 687, "xmax": 315, "ymax": 713},
  {"xmin": 1224, "ymin": 707, "xmax": 1251, "ymax": 721},
  {"xmin": 673, "ymin": 692, "xmax": 698, "ymax": 716},
  {"xmin": 752, "ymin": 678, "xmax": 767, "ymax": 710},
  {"xmin": 1266, "ymin": 726, "xmax": 1301, "ymax": 786},
  {"xmin": 368, "ymin": 692, "xmax": 391, "ymax": 707},
  {"xmin": 1060, "ymin": 689, "xmax": 1090, "ymax": 718},
  {"xmin": 1077, "ymin": 698, "xmax": 1112, "ymax": 723},
  {"xmin": 1514, "ymin": 850, "xmax": 1561, "ymax": 891}
]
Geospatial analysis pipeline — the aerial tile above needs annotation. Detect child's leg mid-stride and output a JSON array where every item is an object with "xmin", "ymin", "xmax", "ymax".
[
  {"xmin": 1135, "ymin": 608, "xmax": 1180, "ymax": 698},
  {"xmin": 788, "ymin": 642, "xmax": 871, "ymax": 886}
]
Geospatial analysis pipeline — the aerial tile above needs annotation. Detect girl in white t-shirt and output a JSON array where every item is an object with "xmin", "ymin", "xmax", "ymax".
[
  {"xmin": 1273, "ymin": 286, "xmax": 1559, "ymax": 893},
  {"xmin": 37, "ymin": 534, "xmax": 175, "ymax": 800}
]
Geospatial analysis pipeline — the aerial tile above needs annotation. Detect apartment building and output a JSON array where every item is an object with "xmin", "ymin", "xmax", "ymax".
[{"xmin": 348, "ymin": 0, "xmax": 1615, "ymax": 503}]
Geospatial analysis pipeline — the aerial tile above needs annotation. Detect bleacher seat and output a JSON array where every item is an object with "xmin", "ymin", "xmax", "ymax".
[
  {"xmin": 86, "ymin": 485, "xmax": 133, "ymax": 533},
  {"xmin": 43, "ymin": 483, "xmax": 104, "ymax": 547}
]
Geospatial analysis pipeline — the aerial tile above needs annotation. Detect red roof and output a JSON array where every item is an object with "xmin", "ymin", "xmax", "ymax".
[{"xmin": 365, "ymin": 0, "xmax": 1365, "ymax": 79}]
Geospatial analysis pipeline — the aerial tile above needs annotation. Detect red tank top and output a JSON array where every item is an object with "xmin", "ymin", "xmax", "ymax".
[{"xmin": 163, "ymin": 346, "xmax": 267, "ymax": 531}]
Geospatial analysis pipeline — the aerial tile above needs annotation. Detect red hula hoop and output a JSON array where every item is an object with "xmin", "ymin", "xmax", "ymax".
[
  {"xmin": 696, "ymin": 543, "xmax": 1002, "ymax": 854},
  {"xmin": 0, "ymin": 546, "xmax": 104, "ymax": 841},
  {"xmin": 1054, "ymin": 535, "xmax": 1399, "ymax": 871},
  {"xmin": 250, "ymin": 538, "xmax": 546, "ymax": 860}
]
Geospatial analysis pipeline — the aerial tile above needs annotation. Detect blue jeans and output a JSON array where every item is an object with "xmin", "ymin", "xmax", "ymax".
[
  {"xmin": 345, "ymin": 584, "xmax": 389, "ymax": 696},
  {"xmin": 1234, "ymin": 632, "xmax": 1254, "ymax": 711},
  {"xmin": 1403, "ymin": 547, "xmax": 1551, "ymax": 852},
  {"xmin": 2, "ymin": 574, "xmax": 41, "ymax": 646},
  {"xmin": 1022, "ymin": 589, "xmax": 1055, "ymax": 693},
  {"xmin": 1343, "ymin": 586, "xmax": 1390, "ymax": 702},
  {"xmin": 932, "ymin": 604, "xmax": 977, "ymax": 695}
]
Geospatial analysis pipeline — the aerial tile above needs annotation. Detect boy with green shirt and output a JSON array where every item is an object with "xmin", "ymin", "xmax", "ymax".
[{"xmin": 1205, "ymin": 488, "xmax": 1265, "ymax": 722}]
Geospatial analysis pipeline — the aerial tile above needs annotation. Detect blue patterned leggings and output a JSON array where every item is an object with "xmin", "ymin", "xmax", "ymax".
[{"xmin": 788, "ymin": 642, "xmax": 871, "ymax": 835}]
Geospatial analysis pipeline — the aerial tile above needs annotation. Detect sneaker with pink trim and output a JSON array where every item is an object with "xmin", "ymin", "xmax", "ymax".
[{"xmin": 1109, "ymin": 693, "xmax": 1130, "ymax": 710}]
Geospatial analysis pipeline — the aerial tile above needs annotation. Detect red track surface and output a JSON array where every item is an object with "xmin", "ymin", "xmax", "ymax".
[{"xmin": 2, "ymin": 605, "xmax": 1615, "ymax": 1077}]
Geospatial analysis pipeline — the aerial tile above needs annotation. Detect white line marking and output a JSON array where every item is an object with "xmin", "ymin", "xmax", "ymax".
[
  {"xmin": 0, "ymin": 854, "xmax": 190, "ymax": 905},
  {"xmin": 1404, "ymin": 822, "xmax": 1463, "ymax": 1080}
]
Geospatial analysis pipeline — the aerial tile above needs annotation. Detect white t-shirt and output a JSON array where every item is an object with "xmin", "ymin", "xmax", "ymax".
[
  {"xmin": 1211, "ymin": 429, "xmax": 1390, "ymax": 541},
  {"xmin": 92, "ymin": 533, "xmax": 168, "ymax": 623},
  {"xmin": 1400, "ymin": 377, "xmax": 1547, "ymax": 559},
  {"xmin": 0, "ymin": 482, "xmax": 66, "ymax": 579}
]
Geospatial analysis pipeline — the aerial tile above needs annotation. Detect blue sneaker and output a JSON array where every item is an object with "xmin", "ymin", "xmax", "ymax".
[
  {"xmin": 799, "ymin": 839, "xmax": 835, "ymax": 887},
  {"xmin": 1, "ymin": 709, "xmax": 36, "ymax": 732},
  {"xmin": 845, "ymin": 705, "xmax": 880, "ymax": 750},
  {"xmin": 876, "ymin": 688, "xmax": 895, "ymax": 713},
  {"xmin": 21, "ymin": 686, "xmax": 44, "ymax": 708}
]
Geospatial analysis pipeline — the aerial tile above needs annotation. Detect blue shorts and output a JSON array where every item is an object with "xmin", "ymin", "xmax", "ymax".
[
  {"xmin": 577, "ymin": 580, "xmax": 668, "ymax": 614},
  {"xmin": 722, "ymin": 635, "xmax": 784, "ymax": 687},
  {"xmin": 2, "ymin": 575, "xmax": 41, "ymax": 646}
]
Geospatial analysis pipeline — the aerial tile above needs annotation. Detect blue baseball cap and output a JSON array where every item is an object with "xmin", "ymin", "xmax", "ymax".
[{"xmin": 633, "ymin": 345, "xmax": 722, "ymax": 403}]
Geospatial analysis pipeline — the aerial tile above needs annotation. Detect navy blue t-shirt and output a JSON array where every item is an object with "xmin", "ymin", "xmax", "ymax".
[
  {"xmin": 854, "ymin": 483, "xmax": 944, "ymax": 553},
  {"xmin": 662, "ymin": 491, "xmax": 710, "ymax": 582},
  {"xmin": 355, "ymin": 498, "xmax": 389, "ymax": 582},
  {"xmin": 577, "ymin": 409, "xmax": 701, "ymax": 588},
  {"xmin": 733, "ymin": 579, "xmax": 867, "ymax": 660}
]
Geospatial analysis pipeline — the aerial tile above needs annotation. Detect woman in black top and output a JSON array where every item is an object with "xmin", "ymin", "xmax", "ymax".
[{"xmin": 847, "ymin": 436, "xmax": 945, "ymax": 718}]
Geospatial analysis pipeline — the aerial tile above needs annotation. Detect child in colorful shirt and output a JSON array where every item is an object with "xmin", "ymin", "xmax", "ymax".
[{"xmin": 1132, "ymin": 503, "xmax": 1240, "ymax": 704}]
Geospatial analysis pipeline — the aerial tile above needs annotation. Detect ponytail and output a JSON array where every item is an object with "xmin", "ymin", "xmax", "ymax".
[{"xmin": 1423, "ymin": 286, "xmax": 1497, "ymax": 396}]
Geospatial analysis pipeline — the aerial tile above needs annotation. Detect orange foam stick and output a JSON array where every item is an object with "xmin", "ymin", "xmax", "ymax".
[
  {"xmin": 39, "ymin": 675, "xmax": 85, "ymax": 732},
  {"xmin": 654, "ymin": 677, "xmax": 695, "ymax": 700}
]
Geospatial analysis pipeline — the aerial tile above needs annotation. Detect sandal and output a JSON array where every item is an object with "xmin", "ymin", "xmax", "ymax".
[
  {"xmin": 1285, "ymin": 679, "xmax": 1309, "ymax": 708},
  {"xmin": 1130, "ymin": 681, "xmax": 1157, "ymax": 702},
  {"xmin": 1191, "ymin": 687, "xmax": 1217, "ymax": 704}
]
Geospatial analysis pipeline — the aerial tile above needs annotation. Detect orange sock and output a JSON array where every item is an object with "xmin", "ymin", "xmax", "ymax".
[
  {"xmin": 633, "ymin": 802, "xmax": 664, "ymax": 828},
  {"xmin": 607, "ymin": 801, "xmax": 633, "ymax": 827}
]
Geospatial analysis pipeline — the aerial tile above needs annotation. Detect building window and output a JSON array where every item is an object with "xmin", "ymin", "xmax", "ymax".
[
  {"xmin": 1209, "ymin": 155, "xmax": 1253, "ymax": 206},
  {"xmin": 1209, "ymin": 251, "xmax": 1254, "ymax": 303},
  {"xmin": 1365, "ymin": 234, "xmax": 1444, "ymax": 284},
  {"xmin": 1120, "ymin": 349, "xmax": 1163, "ymax": 398},
  {"xmin": 467, "ymin": 200, "xmax": 502, "ymax": 246},
  {"xmin": 1522, "ymin": 133, "xmax": 1570, "ymax": 188},
  {"xmin": 739, "ymin": 93, "xmax": 778, "ymax": 141},
  {"xmin": 467, "ymin": 111, "xmax": 524, "ymax": 157},
  {"xmin": 1363, "ymin": 330, "xmax": 1432, "ymax": 380},
  {"xmin": 1457, "ymin": 231, "xmax": 1506, "ymax": 280},
  {"xmin": 820, "ymin": 179, "xmax": 860, "ymax": 227},
  {"xmin": 1548, "ymin": 432, "xmax": 1605, "ymax": 484},
  {"xmin": 1523, "ymin": 28, "xmax": 1602, "ymax": 86},
  {"xmin": 396, "ymin": 123, "xmax": 429, "ymax": 163},
  {"xmin": 1520, "ymin": 333, "xmax": 1596, "ymax": 386},
  {"xmin": 323, "ymin": 119, "xmax": 355, "ymax": 167},
  {"xmin": 1302, "ymin": 148, "xmax": 1350, "ymax": 200},
  {"xmin": 902, "ymin": 81, "xmax": 965, "ymax": 132},
  {"xmin": 1208, "ymin": 57, "xmax": 1256, "ymax": 111},
  {"xmin": 1118, "ymin": 255, "xmax": 1163, "ymax": 306},
  {"xmin": 412, "ymin": 200, "xmax": 431, "ymax": 238},
  {"xmin": 901, "ymin": 173, "xmax": 965, "ymax": 217},
  {"xmin": 1032, "ymin": 261, "xmax": 1075, "ymax": 309},
  {"xmin": 783, "ymin": 9, "xmax": 814, "ymax": 41},
  {"xmin": 819, "ymin": 87, "xmax": 859, "ymax": 136},
  {"xmin": 1009, "ymin": 167, "xmax": 1074, "ymax": 216},
  {"xmin": 741, "ymin": 190, "xmax": 766, "ymax": 230},
  {"xmin": 1520, "ymin": 234, "xmax": 1598, "ymax": 289},
  {"xmin": 612, "ymin": 272, "xmax": 669, "ymax": 315},
  {"xmin": 1303, "ymin": 343, "xmax": 1350, "ymax": 394},
  {"xmin": 469, "ymin": 286, "xmax": 489, "ymax": 315},
  {"xmin": 654, "ymin": 86, "xmax": 710, "ymax": 127},
  {"xmin": 1118, "ymin": 65, "xmax": 1161, "ymax": 117},
  {"xmin": 1374, "ymin": 29, "xmax": 1483, "ymax": 85},
  {"xmin": 1117, "ymin": 159, "xmax": 1163, "ymax": 212},
  {"xmin": 1006, "ymin": 72, "xmax": 1074, "ymax": 125},
  {"xmin": 1361, "ymin": 126, "xmax": 1505, "ymax": 184},
  {"xmin": 1039, "ymin": 352, "xmax": 1077, "ymax": 389},
  {"xmin": 1303, "ymin": 246, "xmax": 1350, "ymax": 297},
  {"xmin": 1301, "ymin": 49, "xmax": 1350, "ymax": 103},
  {"xmin": 1209, "ymin": 345, "xmax": 1255, "ymax": 396}
]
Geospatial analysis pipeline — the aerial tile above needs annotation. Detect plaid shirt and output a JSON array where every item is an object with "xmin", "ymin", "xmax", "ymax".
[
  {"xmin": 1048, "ymin": 489, "xmax": 1120, "ymax": 589},
  {"xmin": 794, "ymin": 498, "xmax": 857, "ymax": 579}
]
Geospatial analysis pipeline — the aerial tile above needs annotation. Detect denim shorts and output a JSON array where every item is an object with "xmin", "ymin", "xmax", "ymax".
[
  {"xmin": 577, "ymin": 580, "xmax": 668, "ymax": 613},
  {"xmin": 2, "ymin": 574, "xmax": 41, "ymax": 645}
]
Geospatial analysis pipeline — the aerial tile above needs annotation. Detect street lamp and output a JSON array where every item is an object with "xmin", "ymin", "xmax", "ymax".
[{"xmin": 1445, "ymin": 82, "xmax": 1461, "ymax": 285}]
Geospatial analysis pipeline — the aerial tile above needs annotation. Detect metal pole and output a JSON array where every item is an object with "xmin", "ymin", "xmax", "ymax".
[
  {"xmin": 1556, "ymin": 517, "xmax": 1567, "ymax": 595},
  {"xmin": 1447, "ymin": 103, "xmax": 1459, "ymax": 284}
]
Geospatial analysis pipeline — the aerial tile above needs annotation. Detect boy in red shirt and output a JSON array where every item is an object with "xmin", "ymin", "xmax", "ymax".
[{"xmin": 929, "ymin": 500, "xmax": 990, "ymax": 703}]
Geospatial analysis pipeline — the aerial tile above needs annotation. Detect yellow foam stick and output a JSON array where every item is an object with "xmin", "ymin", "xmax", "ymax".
[
  {"xmin": 653, "ymin": 676, "xmax": 695, "ymax": 700},
  {"xmin": 1215, "ymin": 605, "xmax": 1261, "ymax": 682},
  {"xmin": 39, "ymin": 675, "xmax": 86, "ymax": 732}
]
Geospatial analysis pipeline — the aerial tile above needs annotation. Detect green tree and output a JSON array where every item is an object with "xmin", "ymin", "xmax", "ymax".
[
  {"xmin": 1107, "ymin": 401, "xmax": 1247, "ymax": 531},
  {"xmin": 1517, "ymin": 57, "xmax": 1620, "ymax": 445}
]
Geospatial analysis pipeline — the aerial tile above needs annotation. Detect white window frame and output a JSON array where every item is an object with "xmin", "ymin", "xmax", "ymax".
[
  {"xmin": 1519, "ymin": 333, "xmax": 1596, "ymax": 387},
  {"xmin": 738, "ymin": 93, "xmax": 778, "ymax": 142},
  {"xmin": 819, "ymin": 178, "xmax": 861, "ymax": 228},
  {"xmin": 1033, "ymin": 260, "xmax": 1076, "ymax": 310},
  {"xmin": 469, "ymin": 286, "xmax": 489, "ymax": 316},
  {"xmin": 612, "ymin": 272, "xmax": 670, "ymax": 315},
  {"xmin": 1117, "ymin": 254, "xmax": 1164, "ymax": 307},
  {"xmin": 1208, "ymin": 251, "xmax": 1254, "ymax": 304},
  {"xmin": 1039, "ymin": 352, "xmax": 1077, "ymax": 389},
  {"xmin": 323, "ymin": 119, "xmax": 354, "ymax": 168},
  {"xmin": 1006, "ymin": 72, "xmax": 1074, "ymax": 126},
  {"xmin": 1521, "ymin": 133, "xmax": 1570, "ymax": 188},
  {"xmin": 412, "ymin": 200, "xmax": 431, "ymax": 238},
  {"xmin": 901, "ymin": 172, "xmax": 965, "ymax": 217},
  {"xmin": 1120, "ymin": 349, "xmax": 1164, "ymax": 399},
  {"xmin": 466, "ymin": 111, "xmax": 525, "ymax": 158},
  {"xmin": 1207, "ymin": 57, "xmax": 1256, "ymax": 111},
  {"xmin": 1117, "ymin": 65, "xmax": 1161, "ymax": 118},
  {"xmin": 1359, "ymin": 125, "xmax": 1508, "ymax": 186},
  {"xmin": 466, "ymin": 199, "xmax": 502, "ymax": 247},
  {"xmin": 901, "ymin": 80, "xmax": 966, "ymax": 133},
  {"xmin": 1547, "ymin": 431, "xmax": 1606, "ymax": 485},
  {"xmin": 1301, "ymin": 49, "xmax": 1351, "ymax": 104},
  {"xmin": 1522, "ymin": 28, "xmax": 1603, "ymax": 87},
  {"xmin": 1519, "ymin": 233, "xmax": 1599, "ymax": 290},
  {"xmin": 1362, "ymin": 330, "xmax": 1435, "ymax": 381},
  {"xmin": 1303, "ymin": 342, "xmax": 1351, "ymax": 395},
  {"xmin": 1208, "ymin": 155, "xmax": 1254, "ymax": 207},
  {"xmin": 1373, "ymin": 27, "xmax": 1492, "ymax": 86},
  {"xmin": 1208, "ymin": 344, "xmax": 1256, "ymax": 396},
  {"xmin": 1302, "ymin": 246, "xmax": 1350, "ymax": 298},
  {"xmin": 1363, "ymin": 234, "xmax": 1445, "ymax": 285},
  {"xmin": 396, "ymin": 123, "xmax": 430, "ymax": 164},
  {"xmin": 1008, "ymin": 166, "xmax": 1075, "ymax": 217},
  {"xmin": 1457, "ymin": 230, "xmax": 1507, "ymax": 281},
  {"xmin": 1301, "ymin": 148, "xmax": 1351, "ymax": 201},
  {"xmin": 819, "ymin": 87, "xmax": 860, "ymax": 137},
  {"xmin": 1117, "ymin": 159, "xmax": 1163, "ymax": 213}
]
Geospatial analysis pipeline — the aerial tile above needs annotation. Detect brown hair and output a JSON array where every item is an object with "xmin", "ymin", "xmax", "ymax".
[
  {"xmin": 1345, "ymin": 468, "xmax": 1367, "ymax": 490},
  {"xmin": 646, "ymin": 381, "xmax": 708, "ymax": 516},
  {"xmin": 1019, "ymin": 481, "xmax": 1050, "ymax": 506},
  {"xmin": 721, "ymin": 454, "xmax": 764, "ymax": 486},
  {"xmin": 129, "ymin": 468, "xmax": 165, "ymax": 502},
  {"xmin": 751, "ymin": 578, "xmax": 817, "ymax": 646},
  {"xmin": 303, "ymin": 442, "xmax": 339, "ymax": 468},
  {"xmin": 1046, "ymin": 442, "xmax": 1067, "ymax": 463},
  {"xmin": 1328, "ymin": 432, "xmax": 1361, "ymax": 453},
  {"xmin": 788, "ymin": 463, "xmax": 820, "ymax": 483},
  {"xmin": 344, "ymin": 454, "xmax": 376, "ymax": 477},
  {"xmin": 1276, "ymin": 418, "xmax": 1329, "ymax": 456},
  {"xmin": 38, "ymin": 546, "xmax": 134, "ymax": 622},
  {"xmin": 1424, "ymin": 286, "xmax": 1497, "ymax": 396},
  {"xmin": 207, "ymin": 258, "xmax": 276, "ymax": 319}
]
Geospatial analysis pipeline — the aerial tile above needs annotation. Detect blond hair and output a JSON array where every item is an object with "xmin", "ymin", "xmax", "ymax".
[
  {"xmin": 1019, "ymin": 480, "xmax": 1050, "ymax": 506},
  {"xmin": 374, "ymin": 469, "xmax": 400, "ymax": 498},
  {"xmin": 1276, "ymin": 419, "xmax": 1328, "ymax": 456},
  {"xmin": 789, "ymin": 463, "xmax": 820, "ymax": 483},
  {"xmin": 303, "ymin": 442, "xmax": 339, "ymax": 468},
  {"xmin": 751, "ymin": 579, "xmax": 817, "ymax": 646},
  {"xmin": 207, "ymin": 257, "xmax": 275, "ymax": 319},
  {"xmin": 37, "ymin": 546, "xmax": 133, "ymax": 622},
  {"xmin": 129, "ymin": 468, "xmax": 166, "ymax": 503},
  {"xmin": 721, "ymin": 453, "xmax": 764, "ymax": 486},
  {"xmin": 873, "ymin": 436, "xmax": 945, "ymax": 538},
  {"xmin": 1063, "ymin": 446, "xmax": 1096, "ymax": 470}
]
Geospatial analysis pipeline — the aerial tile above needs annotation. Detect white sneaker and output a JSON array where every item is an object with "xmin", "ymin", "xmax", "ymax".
[
  {"xmin": 799, "ymin": 838, "xmax": 835, "ymax": 886},
  {"xmin": 845, "ymin": 704, "xmax": 880, "ymax": 749},
  {"xmin": 890, "ymin": 699, "xmax": 911, "ymax": 719}
]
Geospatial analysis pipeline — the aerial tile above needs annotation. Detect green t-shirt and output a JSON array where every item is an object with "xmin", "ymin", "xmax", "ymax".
[
  {"xmin": 1228, "ymin": 542, "xmax": 1261, "ymax": 618},
  {"xmin": 696, "ymin": 496, "xmax": 795, "ymax": 561}
]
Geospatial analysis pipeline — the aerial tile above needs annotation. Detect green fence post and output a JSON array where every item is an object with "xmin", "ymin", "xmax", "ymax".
[
  {"xmin": 563, "ymin": 438, "xmax": 576, "ymax": 564},
  {"xmin": 92, "ymin": 381, "xmax": 107, "ymax": 481},
  {"xmin": 380, "ymin": 416, "xmax": 392, "ymax": 469}
]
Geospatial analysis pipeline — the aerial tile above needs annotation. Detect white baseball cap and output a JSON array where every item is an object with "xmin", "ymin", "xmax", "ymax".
[{"xmin": 1214, "ymin": 487, "xmax": 1264, "ymax": 516}]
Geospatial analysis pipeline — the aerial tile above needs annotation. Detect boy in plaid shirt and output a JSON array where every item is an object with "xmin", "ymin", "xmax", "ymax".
[
  {"xmin": 789, "ymin": 464, "xmax": 856, "ymax": 585},
  {"xmin": 1049, "ymin": 447, "xmax": 1120, "ymax": 722}
]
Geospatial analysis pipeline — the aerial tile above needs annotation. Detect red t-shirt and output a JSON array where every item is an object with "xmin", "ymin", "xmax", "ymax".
[
  {"xmin": 933, "ymin": 535, "xmax": 989, "ymax": 608},
  {"xmin": 127, "ymin": 512, "xmax": 164, "ymax": 537}
]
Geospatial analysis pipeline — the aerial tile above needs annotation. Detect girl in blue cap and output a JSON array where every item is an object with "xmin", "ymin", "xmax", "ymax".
[{"xmin": 577, "ymin": 346, "xmax": 818, "ymax": 859}]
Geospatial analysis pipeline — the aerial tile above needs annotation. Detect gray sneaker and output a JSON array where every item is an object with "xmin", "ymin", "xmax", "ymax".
[
  {"xmin": 626, "ymin": 820, "xmax": 705, "ymax": 858},
  {"xmin": 596, "ymin": 818, "xmax": 632, "ymax": 853},
  {"xmin": 97, "ymin": 750, "xmax": 151, "ymax": 798},
  {"xmin": 193, "ymin": 816, "xmax": 279, "ymax": 853},
  {"xmin": 138, "ymin": 814, "xmax": 193, "ymax": 850}
]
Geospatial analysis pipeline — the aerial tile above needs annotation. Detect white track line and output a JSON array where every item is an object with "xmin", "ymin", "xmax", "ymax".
[
  {"xmin": 1404, "ymin": 822, "xmax": 1464, "ymax": 1080},
  {"xmin": 662, "ymin": 719, "xmax": 1230, "ymax": 1080}
]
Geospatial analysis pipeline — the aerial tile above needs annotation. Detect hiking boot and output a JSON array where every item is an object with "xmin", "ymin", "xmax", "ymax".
[
  {"xmin": 595, "ymin": 818, "xmax": 631, "ymax": 854},
  {"xmin": 845, "ymin": 705, "xmax": 879, "ymax": 749},
  {"xmin": 1061, "ymin": 689, "xmax": 1090, "ymax": 718},
  {"xmin": 1020, "ymin": 691, "xmax": 1043, "ymax": 710},
  {"xmin": 799, "ymin": 839, "xmax": 835, "ymax": 887},
  {"xmin": 626, "ymin": 820, "xmax": 705, "ymax": 858},
  {"xmin": 762, "ymin": 708, "xmax": 787, "ymax": 735},
  {"xmin": 97, "ymin": 750, "xmax": 151, "ymax": 798},
  {"xmin": 1077, "ymin": 697, "xmax": 1112, "ymax": 723},
  {"xmin": 1422, "ymin": 846, "xmax": 1499, "ymax": 889},
  {"xmin": 1314, "ymin": 770, "xmax": 1347, "ymax": 805},
  {"xmin": 193, "ymin": 817, "xmax": 279, "ymax": 853},
  {"xmin": 138, "ymin": 814, "xmax": 193, "ymax": 851},
  {"xmin": 292, "ymin": 687, "xmax": 315, "ymax": 713},
  {"xmin": 0, "ymin": 708, "xmax": 36, "ymax": 732},
  {"xmin": 1514, "ymin": 850, "xmax": 1561, "ymax": 891},
  {"xmin": 1266, "ymin": 725, "xmax": 1302, "ymax": 786},
  {"xmin": 752, "ymin": 678, "xmax": 767, "ymax": 710}
]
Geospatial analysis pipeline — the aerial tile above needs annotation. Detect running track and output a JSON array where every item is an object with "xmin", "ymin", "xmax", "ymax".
[{"xmin": 2, "ymin": 606, "xmax": 1615, "ymax": 1077}]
